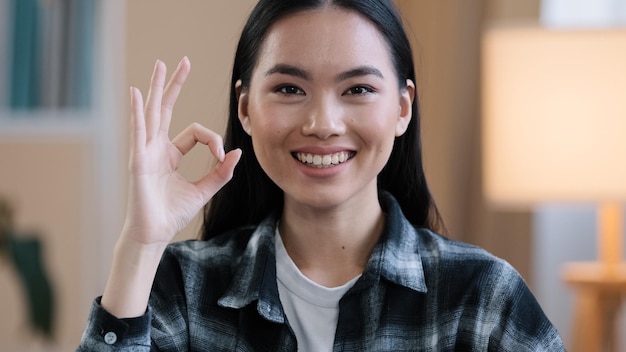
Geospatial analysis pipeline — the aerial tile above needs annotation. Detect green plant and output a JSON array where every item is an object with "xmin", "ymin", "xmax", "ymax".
[{"xmin": 0, "ymin": 197, "xmax": 55, "ymax": 338}]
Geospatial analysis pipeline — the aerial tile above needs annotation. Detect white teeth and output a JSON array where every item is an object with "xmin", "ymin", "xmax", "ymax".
[{"xmin": 296, "ymin": 151, "xmax": 353, "ymax": 168}]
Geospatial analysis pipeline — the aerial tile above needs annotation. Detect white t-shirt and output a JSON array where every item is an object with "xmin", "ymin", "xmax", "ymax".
[{"xmin": 275, "ymin": 231, "xmax": 361, "ymax": 352}]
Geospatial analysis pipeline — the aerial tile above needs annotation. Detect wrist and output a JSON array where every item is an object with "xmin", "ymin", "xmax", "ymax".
[
  {"xmin": 115, "ymin": 233, "xmax": 169, "ymax": 259},
  {"xmin": 101, "ymin": 235, "xmax": 168, "ymax": 318}
]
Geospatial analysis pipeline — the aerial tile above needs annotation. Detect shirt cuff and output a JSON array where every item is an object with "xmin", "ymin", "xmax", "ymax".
[{"xmin": 78, "ymin": 297, "xmax": 151, "ymax": 350}]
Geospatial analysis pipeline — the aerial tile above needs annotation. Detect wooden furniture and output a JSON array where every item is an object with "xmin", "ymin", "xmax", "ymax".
[{"xmin": 562, "ymin": 262, "xmax": 626, "ymax": 352}]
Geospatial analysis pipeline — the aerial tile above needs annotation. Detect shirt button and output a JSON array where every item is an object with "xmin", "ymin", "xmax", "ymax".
[{"xmin": 104, "ymin": 331, "xmax": 117, "ymax": 345}]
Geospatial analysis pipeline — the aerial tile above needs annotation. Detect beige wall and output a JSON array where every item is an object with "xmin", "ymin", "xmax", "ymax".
[
  {"xmin": 485, "ymin": 0, "xmax": 540, "ymax": 22},
  {"xmin": 395, "ymin": 0, "xmax": 485, "ymax": 240}
]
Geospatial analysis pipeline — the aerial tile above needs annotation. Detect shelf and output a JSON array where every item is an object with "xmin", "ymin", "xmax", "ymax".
[{"xmin": 0, "ymin": 109, "xmax": 97, "ymax": 140}]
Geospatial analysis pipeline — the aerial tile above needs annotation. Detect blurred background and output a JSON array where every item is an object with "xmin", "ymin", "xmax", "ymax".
[{"xmin": 1, "ymin": 0, "xmax": 625, "ymax": 350}]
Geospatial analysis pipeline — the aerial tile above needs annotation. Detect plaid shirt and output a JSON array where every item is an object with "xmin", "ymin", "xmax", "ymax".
[{"xmin": 78, "ymin": 193, "xmax": 565, "ymax": 351}]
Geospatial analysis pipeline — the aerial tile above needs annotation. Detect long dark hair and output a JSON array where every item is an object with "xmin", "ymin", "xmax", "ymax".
[{"xmin": 201, "ymin": 0, "xmax": 443, "ymax": 240}]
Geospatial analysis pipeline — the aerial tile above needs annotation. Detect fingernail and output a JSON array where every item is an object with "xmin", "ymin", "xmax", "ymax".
[{"xmin": 177, "ymin": 56, "xmax": 189, "ymax": 70}]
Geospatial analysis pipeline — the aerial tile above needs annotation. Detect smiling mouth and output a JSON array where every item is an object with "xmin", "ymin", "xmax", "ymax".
[{"xmin": 293, "ymin": 151, "xmax": 356, "ymax": 168}]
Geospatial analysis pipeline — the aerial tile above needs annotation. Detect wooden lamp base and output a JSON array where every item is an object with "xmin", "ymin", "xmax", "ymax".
[{"xmin": 562, "ymin": 203, "xmax": 625, "ymax": 352}]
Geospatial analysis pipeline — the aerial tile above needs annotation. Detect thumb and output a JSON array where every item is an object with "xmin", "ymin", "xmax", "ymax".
[{"xmin": 194, "ymin": 148, "xmax": 242, "ymax": 201}]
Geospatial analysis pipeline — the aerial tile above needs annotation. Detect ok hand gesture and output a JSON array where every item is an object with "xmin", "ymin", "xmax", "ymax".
[
  {"xmin": 124, "ymin": 57, "xmax": 241, "ymax": 246},
  {"xmin": 102, "ymin": 57, "xmax": 241, "ymax": 318}
]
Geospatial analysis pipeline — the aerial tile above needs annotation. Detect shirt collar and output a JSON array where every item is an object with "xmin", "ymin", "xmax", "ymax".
[
  {"xmin": 367, "ymin": 191, "xmax": 428, "ymax": 293},
  {"xmin": 217, "ymin": 215, "xmax": 285, "ymax": 323},
  {"xmin": 217, "ymin": 192, "xmax": 427, "ymax": 321}
]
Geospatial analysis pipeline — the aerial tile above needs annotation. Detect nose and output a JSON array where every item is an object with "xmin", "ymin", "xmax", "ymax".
[{"xmin": 301, "ymin": 94, "xmax": 346, "ymax": 139}]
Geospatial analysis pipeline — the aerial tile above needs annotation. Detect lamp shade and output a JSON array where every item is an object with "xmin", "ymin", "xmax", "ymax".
[{"xmin": 482, "ymin": 27, "xmax": 626, "ymax": 206}]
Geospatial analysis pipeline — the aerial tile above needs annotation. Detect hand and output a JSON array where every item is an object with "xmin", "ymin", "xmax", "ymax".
[
  {"xmin": 123, "ymin": 57, "xmax": 241, "ymax": 247},
  {"xmin": 101, "ymin": 57, "xmax": 241, "ymax": 318}
]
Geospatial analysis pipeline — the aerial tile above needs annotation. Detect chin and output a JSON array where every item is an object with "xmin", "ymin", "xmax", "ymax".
[{"xmin": 285, "ymin": 186, "xmax": 374, "ymax": 212}]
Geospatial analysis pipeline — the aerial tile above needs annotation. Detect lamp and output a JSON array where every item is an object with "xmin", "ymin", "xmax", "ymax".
[{"xmin": 481, "ymin": 26, "xmax": 626, "ymax": 351}]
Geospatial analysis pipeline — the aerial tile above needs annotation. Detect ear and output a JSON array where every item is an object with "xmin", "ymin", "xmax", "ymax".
[
  {"xmin": 236, "ymin": 79, "xmax": 251, "ymax": 135},
  {"xmin": 395, "ymin": 79, "xmax": 415, "ymax": 137}
]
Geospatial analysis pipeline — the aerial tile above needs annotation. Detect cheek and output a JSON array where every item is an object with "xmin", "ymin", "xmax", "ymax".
[
  {"xmin": 249, "ymin": 120, "xmax": 289, "ymax": 152},
  {"xmin": 248, "ymin": 99, "xmax": 294, "ymax": 134},
  {"xmin": 247, "ymin": 107, "xmax": 289, "ymax": 157},
  {"xmin": 356, "ymin": 104, "xmax": 399, "ymax": 138}
]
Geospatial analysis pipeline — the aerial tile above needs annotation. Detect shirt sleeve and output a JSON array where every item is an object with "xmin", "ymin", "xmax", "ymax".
[
  {"xmin": 487, "ymin": 262, "xmax": 565, "ymax": 352},
  {"xmin": 76, "ymin": 297, "xmax": 152, "ymax": 351}
]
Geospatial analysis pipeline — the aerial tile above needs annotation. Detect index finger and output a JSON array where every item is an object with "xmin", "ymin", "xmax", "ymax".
[{"xmin": 171, "ymin": 123, "xmax": 226, "ymax": 162}]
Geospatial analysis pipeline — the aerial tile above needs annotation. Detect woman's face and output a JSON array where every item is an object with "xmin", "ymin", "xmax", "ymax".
[{"xmin": 238, "ymin": 8, "xmax": 414, "ymax": 210}]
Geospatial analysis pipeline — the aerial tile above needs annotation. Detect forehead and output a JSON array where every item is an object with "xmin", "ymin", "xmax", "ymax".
[{"xmin": 255, "ymin": 8, "xmax": 395, "ymax": 77}]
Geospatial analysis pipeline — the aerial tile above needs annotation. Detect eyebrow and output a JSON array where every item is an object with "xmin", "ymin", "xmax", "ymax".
[
  {"xmin": 264, "ymin": 64, "xmax": 384, "ymax": 82},
  {"xmin": 265, "ymin": 64, "xmax": 311, "ymax": 80},
  {"xmin": 336, "ymin": 66, "xmax": 384, "ymax": 81}
]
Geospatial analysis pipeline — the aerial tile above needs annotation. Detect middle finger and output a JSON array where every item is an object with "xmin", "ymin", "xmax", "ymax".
[
  {"xmin": 144, "ymin": 60, "xmax": 167, "ymax": 142},
  {"xmin": 160, "ymin": 57, "xmax": 191, "ymax": 136}
]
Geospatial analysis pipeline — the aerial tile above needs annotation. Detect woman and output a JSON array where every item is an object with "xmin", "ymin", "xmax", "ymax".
[{"xmin": 78, "ymin": 0, "xmax": 564, "ymax": 351}]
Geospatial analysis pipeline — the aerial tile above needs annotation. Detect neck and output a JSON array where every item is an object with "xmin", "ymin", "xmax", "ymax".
[{"xmin": 279, "ymin": 191, "xmax": 384, "ymax": 287}]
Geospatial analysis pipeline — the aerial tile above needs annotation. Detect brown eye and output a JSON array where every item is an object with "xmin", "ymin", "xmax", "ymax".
[
  {"xmin": 344, "ymin": 85, "xmax": 374, "ymax": 95},
  {"xmin": 276, "ymin": 85, "xmax": 305, "ymax": 95}
]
